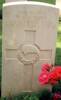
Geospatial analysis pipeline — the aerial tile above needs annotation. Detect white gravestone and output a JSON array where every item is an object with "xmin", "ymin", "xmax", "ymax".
[
  {"xmin": 2, "ymin": 1, "xmax": 59, "ymax": 97},
  {"xmin": 6, "ymin": 0, "xmax": 27, "ymax": 2}
]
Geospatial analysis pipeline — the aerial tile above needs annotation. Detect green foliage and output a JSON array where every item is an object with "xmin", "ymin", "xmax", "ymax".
[
  {"xmin": 1, "ymin": 92, "xmax": 39, "ymax": 100},
  {"xmin": 0, "ymin": 0, "xmax": 5, "ymax": 9},
  {"xmin": 1, "ymin": 85, "xmax": 61, "ymax": 100},
  {"xmin": 52, "ymin": 83, "xmax": 61, "ymax": 93},
  {"xmin": 38, "ymin": 89, "xmax": 52, "ymax": 100},
  {"xmin": 55, "ymin": 21, "xmax": 61, "ymax": 65},
  {"xmin": 55, "ymin": 48, "xmax": 61, "ymax": 65},
  {"xmin": 32, "ymin": 0, "xmax": 56, "ymax": 4},
  {"xmin": 0, "ymin": 0, "xmax": 5, "ymax": 19},
  {"xmin": 0, "ymin": 9, "xmax": 2, "ymax": 19},
  {"xmin": 0, "ymin": 89, "xmax": 53, "ymax": 100}
]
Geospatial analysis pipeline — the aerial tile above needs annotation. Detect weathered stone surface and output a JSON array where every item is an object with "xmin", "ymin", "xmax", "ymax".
[
  {"xmin": 6, "ymin": 0, "xmax": 27, "ymax": 2},
  {"xmin": 2, "ymin": 1, "xmax": 59, "ymax": 97}
]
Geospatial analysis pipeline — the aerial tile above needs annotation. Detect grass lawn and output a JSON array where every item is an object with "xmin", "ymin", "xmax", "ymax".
[
  {"xmin": 55, "ymin": 21, "xmax": 61, "ymax": 65},
  {"xmin": 0, "ymin": 20, "xmax": 2, "ymax": 91},
  {"xmin": 0, "ymin": 0, "xmax": 5, "ymax": 9},
  {"xmin": 32, "ymin": 0, "xmax": 56, "ymax": 4}
]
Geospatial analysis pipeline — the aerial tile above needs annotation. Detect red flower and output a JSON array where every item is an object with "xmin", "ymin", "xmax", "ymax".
[
  {"xmin": 53, "ymin": 93, "xmax": 61, "ymax": 100},
  {"xmin": 38, "ymin": 64, "xmax": 61, "ymax": 85},
  {"xmin": 54, "ymin": 67, "xmax": 61, "ymax": 79},
  {"xmin": 38, "ymin": 71, "xmax": 49, "ymax": 85},
  {"xmin": 41, "ymin": 64, "xmax": 51, "ymax": 72},
  {"xmin": 49, "ymin": 71, "xmax": 58, "ymax": 85}
]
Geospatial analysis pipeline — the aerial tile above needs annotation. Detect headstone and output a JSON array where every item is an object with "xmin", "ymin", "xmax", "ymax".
[
  {"xmin": 2, "ymin": 1, "xmax": 59, "ymax": 97},
  {"xmin": 6, "ymin": 0, "xmax": 27, "ymax": 2}
]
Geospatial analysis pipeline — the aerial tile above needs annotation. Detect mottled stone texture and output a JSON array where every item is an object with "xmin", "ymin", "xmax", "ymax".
[
  {"xmin": 6, "ymin": 0, "xmax": 27, "ymax": 2},
  {"xmin": 2, "ymin": 1, "xmax": 59, "ymax": 97}
]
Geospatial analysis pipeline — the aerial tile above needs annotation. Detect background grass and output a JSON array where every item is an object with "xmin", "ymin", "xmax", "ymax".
[
  {"xmin": 33, "ymin": 0, "xmax": 56, "ymax": 4},
  {"xmin": 55, "ymin": 21, "xmax": 61, "ymax": 65},
  {"xmin": 0, "ymin": 0, "xmax": 5, "ymax": 10},
  {"xmin": 0, "ymin": 20, "xmax": 2, "ymax": 97}
]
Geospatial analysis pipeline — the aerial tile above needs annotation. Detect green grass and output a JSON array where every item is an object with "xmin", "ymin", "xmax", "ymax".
[
  {"xmin": 55, "ymin": 21, "xmax": 61, "ymax": 65},
  {"xmin": 0, "ymin": 20, "xmax": 2, "ymax": 96},
  {"xmin": 56, "ymin": 22, "xmax": 61, "ymax": 47},
  {"xmin": 33, "ymin": 0, "xmax": 56, "ymax": 4},
  {"xmin": 0, "ymin": 0, "xmax": 5, "ymax": 10}
]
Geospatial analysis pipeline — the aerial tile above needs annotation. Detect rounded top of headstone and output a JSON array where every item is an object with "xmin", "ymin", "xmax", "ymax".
[
  {"xmin": 6, "ymin": 0, "xmax": 27, "ymax": 2},
  {"xmin": 3, "ymin": 1, "xmax": 58, "ymax": 9}
]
